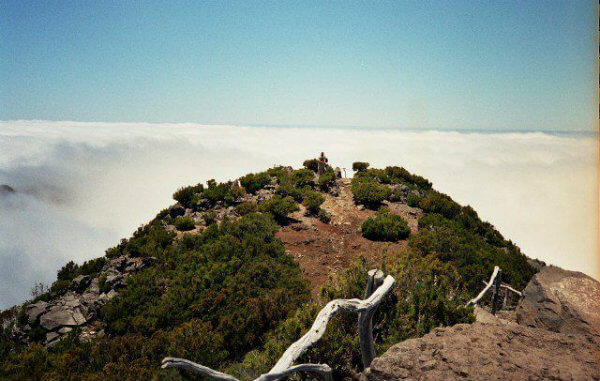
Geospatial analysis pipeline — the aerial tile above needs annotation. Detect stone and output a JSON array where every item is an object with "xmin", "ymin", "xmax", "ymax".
[
  {"xmin": 362, "ymin": 321, "xmax": 600, "ymax": 381},
  {"xmin": 70, "ymin": 275, "xmax": 91, "ymax": 292},
  {"xmin": 26, "ymin": 301, "xmax": 49, "ymax": 323},
  {"xmin": 39, "ymin": 306, "xmax": 87, "ymax": 331},
  {"xmin": 516, "ymin": 266, "xmax": 600, "ymax": 337},
  {"xmin": 58, "ymin": 327, "xmax": 73, "ymax": 334}
]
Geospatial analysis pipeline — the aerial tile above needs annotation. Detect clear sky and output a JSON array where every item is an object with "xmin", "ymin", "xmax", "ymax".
[{"xmin": 1, "ymin": 1, "xmax": 597, "ymax": 131}]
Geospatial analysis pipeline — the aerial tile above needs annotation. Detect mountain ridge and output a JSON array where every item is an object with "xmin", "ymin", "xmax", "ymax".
[{"xmin": 0, "ymin": 158, "xmax": 545, "ymax": 380}]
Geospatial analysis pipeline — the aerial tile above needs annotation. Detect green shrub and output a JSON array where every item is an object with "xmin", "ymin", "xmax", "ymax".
[
  {"xmin": 174, "ymin": 216, "xmax": 195, "ymax": 231},
  {"xmin": 302, "ymin": 191, "xmax": 325, "ymax": 214},
  {"xmin": 259, "ymin": 195, "xmax": 299, "ymax": 222},
  {"xmin": 407, "ymin": 193, "xmax": 420, "ymax": 207},
  {"xmin": 201, "ymin": 179, "xmax": 246, "ymax": 206},
  {"xmin": 418, "ymin": 191, "xmax": 461, "ymax": 219},
  {"xmin": 292, "ymin": 169, "xmax": 315, "ymax": 187},
  {"xmin": 352, "ymin": 162, "xmax": 370, "ymax": 172},
  {"xmin": 239, "ymin": 172, "xmax": 271, "ymax": 194},
  {"xmin": 351, "ymin": 177, "xmax": 391, "ymax": 209},
  {"xmin": 303, "ymin": 158, "xmax": 319, "ymax": 172},
  {"xmin": 57, "ymin": 261, "xmax": 78, "ymax": 282},
  {"xmin": 361, "ymin": 208, "xmax": 411, "ymax": 241},
  {"xmin": 173, "ymin": 184, "xmax": 204, "ymax": 208},
  {"xmin": 203, "ymin": 210, "xmax": 217, "ymax": 225},
  {"xmin": 318, "ymin": 168, "xmax": 336, "ymax": 188},
  {"xmin": 235, "ymin": 201, "xmax": 257, "ymax": 216}
]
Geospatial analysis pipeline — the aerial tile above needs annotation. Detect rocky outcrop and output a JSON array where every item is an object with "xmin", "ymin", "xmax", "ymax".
[
  {"xmin": 12, "ymin": 255, "xmax": 156, "ymax": 347},
  {"xmin": 362, "ymin": 320, "xmax": 600, "ymax": 381},
  {"xmin": 516, "ymin": 266, "xmax": 600, "ymax": 337}
]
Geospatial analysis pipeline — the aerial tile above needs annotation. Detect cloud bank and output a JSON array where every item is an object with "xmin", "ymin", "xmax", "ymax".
[{"xmin": 0, "ymin": 120, "xmax": 597, "ymax": 308}]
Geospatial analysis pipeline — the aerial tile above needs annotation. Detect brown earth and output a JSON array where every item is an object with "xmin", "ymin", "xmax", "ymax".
[{"xmin": 276, "ymin": 179, "xmax": 422, "ymax": 296}]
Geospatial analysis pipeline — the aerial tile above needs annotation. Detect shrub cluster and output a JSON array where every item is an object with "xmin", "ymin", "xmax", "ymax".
[
  {"xmin": 361, "ymin": 208, "xmax": 411, "ymax": 241},
  {"xmin": 302, "ymin": 190, "xmax": 325, "ymax": 215},
  {"xmin": 174, "ymin": 216, "xmax": 195, "ymax": 231},
  {"xmin": 351, "ymin": 177, "xmax": 391, "ymax": 209},
  {"xmin": 352, "ymin": 161, "xmax": 370, "ymax": 172},
  {"xmin": 258, "ymin": 195, "xmax": 299, "ymax": 222},
  {"xmin": 239, "ymin": 172, "xmax": 271, "ymax": 194}
]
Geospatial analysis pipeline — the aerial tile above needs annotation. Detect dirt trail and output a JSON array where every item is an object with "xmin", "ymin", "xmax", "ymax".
[{"xmin": 276, "ymin": 179, "xmax": 422, "ymax": 296}]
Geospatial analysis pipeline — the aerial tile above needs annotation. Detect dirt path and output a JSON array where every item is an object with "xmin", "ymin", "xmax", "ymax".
[{"xmin": 276, "ymin": 179, "xmax": 422, "ymax": 296}]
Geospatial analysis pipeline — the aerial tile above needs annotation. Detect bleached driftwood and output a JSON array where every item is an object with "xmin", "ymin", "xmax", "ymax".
[
  {"xmin": 269, "ymin": 274, "xmax": 395, "ymax": 373},
  {"xmin": 161, "ymin": 358, "xmax": 332, "ymax": 381},
  {"xmin": 161, "ymin": 271, "xmax": 395, "ymax": 381},
  {"xmin": 467, "ymin": 266, "xmax": 500, "ymax": 307},
  {"xmin": 358, "ymin": 269, "xmax": 384, "ymax": 368},
  {"xmin": 162, "ymin": 358, "xmax": 239, "ymax": 380},
  {"xmin": 500, "ymin": 283, "xmax": 522, "ymax": 296}
]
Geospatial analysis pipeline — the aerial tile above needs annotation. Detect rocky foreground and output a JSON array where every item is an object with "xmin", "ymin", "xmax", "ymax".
[{"xmin": 363, "ymin": 266, "xmax": 600, "ymax": 381}]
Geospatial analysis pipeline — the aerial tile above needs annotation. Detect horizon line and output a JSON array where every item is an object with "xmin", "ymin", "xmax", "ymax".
[{"xmin": 1, "ymin": 119, "xmax": 596, "ymax": 136}]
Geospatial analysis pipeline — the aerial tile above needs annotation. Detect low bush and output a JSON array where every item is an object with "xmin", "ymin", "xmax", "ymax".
[
  {"xmin": 302, "ymin": 190, "xmax": 325, "ymax": 214},
  {"xmin": 351, "ymin": 177, "xmax": 391, "ymax": 209},
  {"xmin": 318, "ymin": 168, "xmax": 336, "ymax": 188},
  {"xmin": 259, "ymin": 195, "xmax": 299, "ymax": 222},
  {"xmin": 174, "ymin": 216, "xmax": 196, "ymax": 231},
  {"xmin": 235, "ymin": 201, "xmax": 257, "ymax": 216},
  {"xmin": 361, "ymin": 208, "xmax": 411, "ymax": 241},
  {"xmin": 352, "ymin": 162, "xmax": 370, "ymax": 172},
  {"xmin": 418, "ymin": 191, "xmax": 461, "ymax": 219},
  {"xmin": 303, "ymin": 158, "xmax": 319, "ymax": 172},
  {"xmin": 407, "ymin": 193, "xmax": 420, "ymax": 207},
  {"xmin": 173, "ymin": 184, "xmax": 204, "ymax": 208},
  {"xmin": 292, "ymin": 169, "xmax": 315, "ymax": 188},
  {"xmin": 239, "ymin": 172, "xmax": 271, "ymax": 194}
]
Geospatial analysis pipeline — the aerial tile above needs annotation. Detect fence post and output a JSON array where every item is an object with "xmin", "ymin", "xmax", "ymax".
[{"xmin": 491, "ymin": 269, "xmax": 502, "ymax": 315}]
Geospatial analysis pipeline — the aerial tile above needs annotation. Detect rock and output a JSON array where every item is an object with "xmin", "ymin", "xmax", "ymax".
[
  {"xmin": 527, "ymin": 258, "xmax": 546, "ymax": 272},
  {"xmin": 362, "ymin": 321, "xmax": 600, "ymax": 381},
  {"xmin": 104, "ymin": 273, "xmax": 125, "ymax": 289},
  {"xmin": 71, "ymin": 275, "xmax": 91, "ymax": 292},
  {"xmin": 516, "ymin": 266, "xmax": 600, "ymax": 337},
  {"xmin": 45, "ymin": 331, "xmax": 60, "ymax": 345},
  {"xmin": 168, "ymin": 204, "xmax": 186, "ymax": 218},
  {"xmin": 39, "ymin": 306, "xmax": 87, "ymax": 331},
  {"xmin": 26, "ymin": 301, "xmax": 49, "ymax": 323}
]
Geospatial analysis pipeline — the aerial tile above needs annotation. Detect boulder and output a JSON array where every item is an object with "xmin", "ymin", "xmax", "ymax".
[
  {"xmin": 516, "ymin": 266, "xmax": 600, "ymax": 337},
  {"xmin": 71, "ymin": 275, "xmax": 91, "ymax": 293},
  {"xmin": 26, "ymin": 301, "xmax": 49, "ymax": 323},
  {"xmin": 362, "ymin": 321, "xmax": 600, "ymax": 381},
  {"xmin": 39, "ymin": 306, "xmax": 87, "ymax": 331}
]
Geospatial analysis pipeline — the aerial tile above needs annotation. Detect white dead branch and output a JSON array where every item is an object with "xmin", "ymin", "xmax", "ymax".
[
  {"xmin": 358, "ymin": 269, "xmax": 384, "ymax": 368},
  {"xmin": 161, "ymin": 270, "xmax": 395, "ymax": 381},
  {"xmin": 500, "ymin": 283, "xmax": 522, "ymax": 296},
  {"xmin": 467, "ymin": 266, "xmax": 500, "ymax": 306}
]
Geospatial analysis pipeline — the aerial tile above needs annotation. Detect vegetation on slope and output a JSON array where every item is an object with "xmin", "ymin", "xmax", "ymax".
[{"xmin": 0, "ymin": 161, "xmax": 536, "ymax": 380}]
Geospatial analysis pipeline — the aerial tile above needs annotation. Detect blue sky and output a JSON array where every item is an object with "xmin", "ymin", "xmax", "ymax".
[{"xmin": 1, "ymin": 1, "xmax": 596, "ymax": 131}]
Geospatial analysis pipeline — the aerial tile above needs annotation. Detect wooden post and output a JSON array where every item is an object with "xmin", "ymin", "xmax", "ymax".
[
  {"xmin": 358, "ymin": 269, "xmax": 384, "ymax": 368},
  {"xmin": 491, "ymin": 269, "xmax": 502, "ymax": 315}
]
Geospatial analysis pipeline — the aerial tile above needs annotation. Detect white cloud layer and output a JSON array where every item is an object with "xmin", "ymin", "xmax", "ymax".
[{"xmin": 0, "ymin": 120, "xmax": 597, "ymax": 308}]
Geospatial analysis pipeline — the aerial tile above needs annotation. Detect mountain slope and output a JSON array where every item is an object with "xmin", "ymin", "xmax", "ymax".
[{"xmin": 0, "ymin": 159, "xmax": 536, "ymax": 380}]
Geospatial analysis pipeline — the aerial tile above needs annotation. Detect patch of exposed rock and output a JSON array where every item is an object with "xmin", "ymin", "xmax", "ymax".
[
  {"xmin": 11, "ymin": 255, "xmax": 155, "ymax": 347},
  {"xmin": 516, "ymin": 266, "xmax": 600, "ymax": 337},
  {"xmin": 362, "ymin": 320, "xmax": 600, "ymax": 381}
]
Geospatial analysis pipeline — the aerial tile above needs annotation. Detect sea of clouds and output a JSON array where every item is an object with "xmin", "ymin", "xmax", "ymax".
[{"xmin": 0, "ymin": 120, "xmax": 597, "ymax": 308}]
